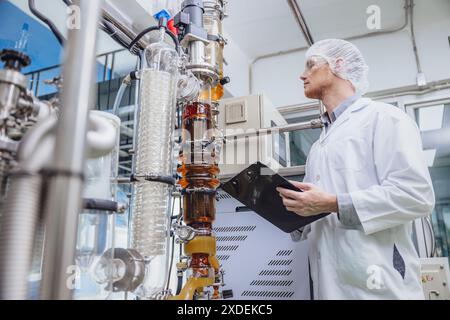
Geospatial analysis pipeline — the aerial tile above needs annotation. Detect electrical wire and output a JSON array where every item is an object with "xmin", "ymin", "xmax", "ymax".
[
  {"xmin": 61, "ymin": 0, "xmax": 132, "ymax": 51},
  {"xmin": 28, "ymin": 0, "xmax": 65, "ymax": 46},
  {"xmin": 100, "ymin": 20, "xmax": 132, "ymax": 50},
  {"xmin": 421, "ymin": 217, "xmax": 429, "ymax": 257},
  {"xmin": 165, "ymin": 196, "xmax": 179, "ymax": 291},
  {"xmin": 176, "ymin": 196, "xmax": 184, "ymax": 295},
  {"xmin": 425, "ymin": 216, "xmax": 436, "ymax": 257},
  {"xmin": 128, "ymin": 26, "xmax": 160, "ymax": 52},
  {"xmin": 408, "ymin": 0, "xmax": 423, "ymax": 74}
]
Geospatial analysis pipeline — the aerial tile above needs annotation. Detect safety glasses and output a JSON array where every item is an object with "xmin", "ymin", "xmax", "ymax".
[{"xmin": 304, "ymin": 56, "xmax": 328, "ymax": 72}]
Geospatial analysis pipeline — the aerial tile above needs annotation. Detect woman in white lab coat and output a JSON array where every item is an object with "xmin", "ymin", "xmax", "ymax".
[{"xmin": 277, "ymin": 39, "xmax": 435, "ymax": 300}]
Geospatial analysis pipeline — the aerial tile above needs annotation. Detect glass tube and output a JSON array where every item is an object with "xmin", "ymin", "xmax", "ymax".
[{"xmin": 131, "ymin": 34, "xmax": 179, "ymax": 298}]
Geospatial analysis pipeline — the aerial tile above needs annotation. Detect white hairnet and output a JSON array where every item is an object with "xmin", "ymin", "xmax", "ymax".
[{"xmin": 305, "ymin": 39, "xmax": 370, "ymax": 94}]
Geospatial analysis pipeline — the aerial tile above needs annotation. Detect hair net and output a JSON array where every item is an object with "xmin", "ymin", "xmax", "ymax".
[{"xmin": 305, "ymin": 39, "xmax": 370, "ymax": 94}]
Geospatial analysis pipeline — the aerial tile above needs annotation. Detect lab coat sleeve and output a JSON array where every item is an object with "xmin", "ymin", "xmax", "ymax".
[
  {"xmin": 289, "ymin": 147, "xmax": 315, "ymax": 241},
  {"xmin": 337, "ymin": 193, "xmax": 362, "ymax": 228},
  {"xmin": 349, "ymin": 109, "xmax": 435, "ymax": 235}
]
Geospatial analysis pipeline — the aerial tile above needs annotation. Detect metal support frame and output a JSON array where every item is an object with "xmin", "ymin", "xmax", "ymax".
[{"xmin": 39, "ymin": 0, "xmax": 104, "ymax": 300}]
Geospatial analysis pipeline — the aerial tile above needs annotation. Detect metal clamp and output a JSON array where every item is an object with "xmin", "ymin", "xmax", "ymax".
[
  {"xmin": 173, "ymin": 222, "xmax": 197, "ymax": 243},
  {"xmin": 97, "ymin": 248, "xmax": 146, "ymax": 293},
  {"xmin": 182, "ymin": 187, "xmax": 218, "ymax": 196}
]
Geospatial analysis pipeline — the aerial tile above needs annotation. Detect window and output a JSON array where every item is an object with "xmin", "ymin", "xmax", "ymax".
[
  {"xmin": 287, "ymin": 114, "xmax": 321, "ymax": 167},
  {"xmin": 410, "ymin": 103, "xmax": 450, "ymax": 259}
]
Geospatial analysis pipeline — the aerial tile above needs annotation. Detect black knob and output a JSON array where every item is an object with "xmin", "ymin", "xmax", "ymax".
[
  {"xmin": 220, "ymin": 76, "xmax": 230, "ymax": 86},
  {"xmin": 0, "ymin": 49, "xmax": 31, "ymax": 71},
  {"xmin": 222, "ymin": 289, "xmax": 233, "ymax": 299},
  {"xmin": 130, "ymin": 71, "xmax": 139, "ymax": 81}
]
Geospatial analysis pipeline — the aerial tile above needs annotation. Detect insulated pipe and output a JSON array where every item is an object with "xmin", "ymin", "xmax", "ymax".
[
  {"xmin": 286, "ymin": 0, "xmax": 314, "ymax": 46},
  {"xmin": 18, "ymin": 113, "xmax": 117, "ymax": 170},
  {"xmin": 0, "ymin": 111, "xmax": 117, "ymax": 300},
  {"xmin": 86, "ymin": 113, "xmax": 118, "ymax": 159},
  {"xmin": 63, "ymin": 0, "xmax": 150, "ymax": 52},
  {"xmin": 0, "ymin": 174, "xmax": 42, "ymax": 300},
  {"xmin": 101, "ymin": 6, "xmax": 149, "ymax": 52},
  {"xmin": 40, "ymin": 0, "xmax": 103, "ymax": 300},
  {"xmin": 408, "ymin": 0, "xmax": 423, "ymax": 75},
  {"xmin": 0, "ymin": 116, "xmax": 55, "ymax": 300}
]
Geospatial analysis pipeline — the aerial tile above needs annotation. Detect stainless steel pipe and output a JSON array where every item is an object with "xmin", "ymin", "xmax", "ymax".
[{"xmin": 39, "ymin": 0, "xmax": 104, "ymax": 300}]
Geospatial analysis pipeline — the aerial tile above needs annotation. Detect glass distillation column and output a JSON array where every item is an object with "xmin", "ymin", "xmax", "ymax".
[
  {"xmin": 204, "ymin": 0, "xmax": 229, "ymax": 121},
  {"xmin": 131, "ymin": 28, "xmax": 179, "ymax": 298},
  {"xmin": 172, "ymin": 0, "xmax": 227, "ymax": 300}
]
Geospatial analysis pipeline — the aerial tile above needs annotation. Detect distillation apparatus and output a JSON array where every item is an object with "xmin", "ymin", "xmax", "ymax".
[
  {"xmin": 124, "ymin": 0, "xmax": 230, "ymax": 300},
  {"xmin": 101, "ymin": 0, "xmax": 230, "ymax": 300},
  {"xmin": 0, "ymin": 1, "xmax": 121, "ymax": 300},
  {"xmin": 172, "ymin": 0, "xmax": 229, "ymax": 300},
  {"xmin": 0, "ymin": 0, "xmax": 231, "ymax": 301}
]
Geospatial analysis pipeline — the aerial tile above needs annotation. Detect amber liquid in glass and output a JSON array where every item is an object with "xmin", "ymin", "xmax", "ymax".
[{"xmin": 178, "ymin": 102, "xmax": 220, "ymax": 228}]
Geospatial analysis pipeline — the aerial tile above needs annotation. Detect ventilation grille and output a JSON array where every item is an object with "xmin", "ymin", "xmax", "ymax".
[
  {"xmin": 268, "ymin": 259, "xmax": 293, "ymax": 266},
  {"xmin": 214, "ymin": 226, "xmax": 256, "ymax": 233},
  {"xmin": 241, "ymin": 291, "xmax": 295, "ymax": 298},
  {"xmin": 250, "ymin": 280, "xmax": 293, "ymax": 287},
  {"xmin": 276, "ymin": 250, "xmax": 293, "ymax": 257},
  {"xmin": 214, "ymin": 213, "xmax": 309, "ymax": 299},
  {"xmin": 259, "ymin": 269, "xmax": 292, "ymax": 276},
  {"xmin": 216, "ymin": 235, "xmax": 248, "ymax": 242},
  {"xmin": 216, "ymin": 192, "xmax": 233, "ymax": 200},
  {"xmin": 217, "ymin": 245, "xmax": 239, "ymax": 251},
  {"xmin": 225, "ymin": 101, "xmax": 247, "ymax": 124}
]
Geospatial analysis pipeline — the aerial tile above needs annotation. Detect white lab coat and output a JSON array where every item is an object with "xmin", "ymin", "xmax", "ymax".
[{"xmin": 302, "ymin": 98, "xmax": 435, "ymax": 300}]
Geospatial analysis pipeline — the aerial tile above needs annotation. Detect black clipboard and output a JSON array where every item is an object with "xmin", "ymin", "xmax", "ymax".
[{"xmin": 221, "ymin": 162, "xmax": 330, "ymax": 233}]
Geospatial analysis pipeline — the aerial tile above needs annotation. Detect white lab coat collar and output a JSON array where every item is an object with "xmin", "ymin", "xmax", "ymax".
[{"xmin": 319, "ymin": 97, "xmax": 372, "ymax": 144}]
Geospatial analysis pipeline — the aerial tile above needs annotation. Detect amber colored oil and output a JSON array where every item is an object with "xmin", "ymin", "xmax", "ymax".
[
  {"xmin": 178, "ymin": 102, "xmax": 220, "ymax": 227},
  {"xmin": 211, "ymin": 83, "xmax": 224, "ymax": 102},
  {"xmin": 191, "ymin": 253, "xmax": 211, "ymax": 278}
]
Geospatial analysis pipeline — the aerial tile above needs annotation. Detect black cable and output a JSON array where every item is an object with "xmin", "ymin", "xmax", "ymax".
[
  {"xmin": 176, "ymin": 196, "xmax": 184, "ymax": 295},
  {"xmin": 165, "ymin": 197, "xmax": 177, "ymax": 291},
  {"xmin": 100, "ymin": 21, "xmax": 131, "ymax": 49},
  {"xmin": 166, "ymin": 230, "xmax": 176, "ymax": 291},
  {"xmin": 83, "ymin": 198, "xmax": 119, "ymax": 213},
  {"xmin": 129, "ymin": 26, "xmax": 180, "ymax": 53},
  {"xmin": 28, "ymin": 0, "xmax": 65, "ymax": 46},
  {"xmin": 425, "ymin": 217, "xmax": 436, "ymax": 257},
  {"xmin": 61, "ymin": 0, "xmax": 131, "ymax": 50},
  {"xmin": 176, "ymin": 274, "xmax": 183, "ymax": 295},
  {"xmin": 421, "ymin": 217, "xmax": 429, "ymax": 257},
  {"xmin": 128, "ymin": 26, "xmax": 159, "ymax": 52}
]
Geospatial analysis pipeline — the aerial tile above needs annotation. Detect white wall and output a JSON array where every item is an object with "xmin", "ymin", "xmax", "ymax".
[
  {"xmin": 251, "ymin": 0, "xmax": 450, "ymax": 108},
  {"xmin": 223, "ymin": 30, "xmax": 252, "ymax": 98}
]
